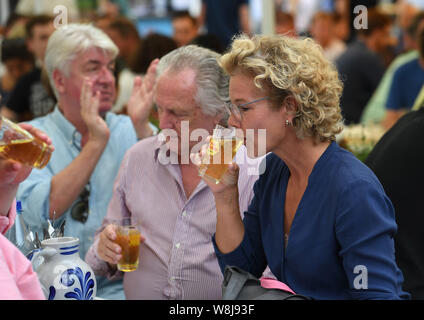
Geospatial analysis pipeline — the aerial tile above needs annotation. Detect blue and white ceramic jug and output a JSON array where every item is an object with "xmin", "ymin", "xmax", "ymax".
[{"xmin": 31, "ymin": 237, "xmax": 97, "ymax": 300}]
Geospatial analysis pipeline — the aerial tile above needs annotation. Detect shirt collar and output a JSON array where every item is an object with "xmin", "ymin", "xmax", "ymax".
[
  {"xmin": 50, "ymin": 106, "xmax": 115, "ymax": 150},
  {"xmin": 154, "ymin": 133, "xmax": 172, "ymax": 164},
  {"xmin": 50, "ymin": 106, "xmax": 81, "ymax": 148},
  {"xmin": 153, "ymin": 133, "xmax": 184, "ymax": 167}
]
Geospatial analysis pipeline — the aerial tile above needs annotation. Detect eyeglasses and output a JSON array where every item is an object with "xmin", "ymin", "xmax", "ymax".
[
  {"xmin": 71, "ymin": 184, "xmax": 90, "ymax": 223},
  {"xmin": 225, "ymin": 97, "xmax": 270, "ymax": 121}
]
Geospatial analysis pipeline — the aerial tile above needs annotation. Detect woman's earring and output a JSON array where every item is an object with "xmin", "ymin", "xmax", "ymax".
[{"xmin": 285, "ymin": 120, "xmax": 291, "ymax": 127}]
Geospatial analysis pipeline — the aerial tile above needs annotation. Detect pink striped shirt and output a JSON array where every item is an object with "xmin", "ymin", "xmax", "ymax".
[{"xmin": 85, "ymin": 136, "xmax": 261, "ymax": 299}]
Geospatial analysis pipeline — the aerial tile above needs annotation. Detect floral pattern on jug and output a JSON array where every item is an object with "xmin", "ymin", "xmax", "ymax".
[{"xmin": 31, "ymin": 237, "xmax": 97, "ymax": 300}]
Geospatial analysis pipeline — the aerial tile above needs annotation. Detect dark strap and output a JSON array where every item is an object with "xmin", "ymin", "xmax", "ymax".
[
  {"xmin": 222, "ymin": 266, "xmax": 312, "ymax": 300},
  {"xmin": 222, "ymin": 266, "xmax": 251, "ymax": 300}
]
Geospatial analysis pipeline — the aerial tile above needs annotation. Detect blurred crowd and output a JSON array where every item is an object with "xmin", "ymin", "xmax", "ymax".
[
  {"xmin": 0, "ymin": 0, "xmax": 249, "ymax": 125},
  {"xmin": 1, "ymin": 0, "xmax": 424, "ymax": 131}
]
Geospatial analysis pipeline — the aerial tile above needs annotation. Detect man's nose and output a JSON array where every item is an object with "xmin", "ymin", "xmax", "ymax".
[
  {"xmin": 159, "ymin": 111, "xmax": 175, "ymax": 130},
  {"xmin": 97, "ymin": 67, "xmax": 115, "ymax": 85}
]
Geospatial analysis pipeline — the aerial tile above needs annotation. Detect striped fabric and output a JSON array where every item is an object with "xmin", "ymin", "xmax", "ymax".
[{"xmin": 86, "ymin": 135, "xmax": 262, "ymax": 299}]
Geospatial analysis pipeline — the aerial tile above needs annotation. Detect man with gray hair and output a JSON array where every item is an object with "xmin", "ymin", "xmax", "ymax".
[
  {"xmin": 16, "ymin": 23, "xmax": 157, "ymax": 299},
  {"xmin": 85, "ymin": 45, "xmax": 261, "ymax": 299}
]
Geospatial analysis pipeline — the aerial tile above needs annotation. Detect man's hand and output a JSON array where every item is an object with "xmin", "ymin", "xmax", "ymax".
[
  {"xmin": 127, "ymin": 59, "xmax": 159, "ymax": 139},
  {"xmin": 80, "ymin": 77, "xmax": 110, "ymax": 146},
  {"xmin": 97, "ymin": 224, "xmax": 146, "ymax": 266}
]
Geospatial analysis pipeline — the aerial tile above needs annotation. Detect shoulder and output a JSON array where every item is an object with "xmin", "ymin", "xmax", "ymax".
[
  {"xmin": 366, "ymin": 110, "xmax": 424, "ymax": 166},
  {"xmin": 336, "ymin": 48, "xmax": 377, "ymax": 74},
  {"xmin": 392, "ymin": 59, "xmax": 424, "ymax": 84},
  {"xmin": 27, "ymin": 112, "xmax": 54, "ymax": 131},
  {"xmin": 389, "ymin": 51, "xmax": 419, "ymax": 70},
  {"xmin": 106, "ymin": 113, "xmax": 132, "ymax": 128},
  {"xmin": 327, "ymin": 144, "xmax": 383, "ymax": 193},
  {"xmin": 393, "ymin": 58, "xmax": 420, "ymax": 78},
  {"xmin": 124, "ymin": 135, "xmax": 159, "ymax": 163},
  {"xmin": 106, "ymin": 113, "xmax": 138, "ymax": 139},
  {"xmin": 325, "ymin": 147, "xmax": 396, "ymax": 225},
  {"xmin": 385, "ymin": 109, "xmax": 424, "ymax": 134},
  {"xmin": 350, "ymin": 42, "xmax": 381, "ymax": 63}
]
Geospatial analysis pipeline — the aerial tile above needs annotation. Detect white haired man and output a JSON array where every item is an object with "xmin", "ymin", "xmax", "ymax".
[
  {"xmin": 16, "ymin": 24, "xmax": 157, "ymax": 299},
  {"xmin": 85, "ymin": 45, "xmax": 262, "ymax": 299}
]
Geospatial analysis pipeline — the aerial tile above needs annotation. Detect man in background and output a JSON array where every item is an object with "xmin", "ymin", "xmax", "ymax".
[
  {"xmin": 172, "ymin": 10, "xmax": 199, "ymax": 47},
  {"xmin": 198, "ymin": 0, "xmax": 250, "ymax": 50},
  {"xmin": 1, "ymin": 15, "xmax": 55, "ymax": 122},
  {"xmin": 336, "ymin": 8, "xmax": 393, "ymax": 124}
]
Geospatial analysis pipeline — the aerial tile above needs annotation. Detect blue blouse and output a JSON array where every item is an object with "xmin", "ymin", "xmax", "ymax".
[{"xmin": 213, "ymin": 142, "xmax": 410, "ymax": 300}]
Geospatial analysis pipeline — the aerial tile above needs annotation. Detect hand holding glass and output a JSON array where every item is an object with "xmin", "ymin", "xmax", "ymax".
[
  {"xmin": 113, "ymin": 218, "xmax": 141, "ymax": 272},
  {"xmin": 0, "ymin": 116, "xmax": 53, "ymax": 169},
  {"xmin": 198, "ymin": 125, "xmax": 242, "ymax": 184}
]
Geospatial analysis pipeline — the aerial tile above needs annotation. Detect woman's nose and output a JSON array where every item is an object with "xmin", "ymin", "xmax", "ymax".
[{"xmin": 228, "ymin": 114, "xmax": 241, "ymax": 128}]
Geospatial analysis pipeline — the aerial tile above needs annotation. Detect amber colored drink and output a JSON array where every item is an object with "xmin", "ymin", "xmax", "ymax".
[
  {"xmin": 0, "ymin": 116, "xmax": 52, "ymax": 169},
  {"xmin": 115, "ymin": 227, "xmax": 141, "ymax": 272},
  {"xmin": 199, "ymin": 137, "xmax": 242, "ymax": 184},
  {"xmin": 0, "ymin": 138, "xmax": 52, "ymax": 169}
]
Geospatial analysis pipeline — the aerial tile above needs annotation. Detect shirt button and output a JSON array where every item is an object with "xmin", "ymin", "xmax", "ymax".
[
  {"xmin": 182, "ymin": 210, "xmax": 187, "ymax": 217},
  {"xmin": 175, "ymin": 243, "xmax": 180, "ymax": 249}
]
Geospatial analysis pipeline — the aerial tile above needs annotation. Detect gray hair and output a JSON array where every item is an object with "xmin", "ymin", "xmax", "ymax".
[
  {"xmin": 44, "ymin": 23, "xmax": 119, "ymax": 99},
  {"xmin": 156, "ymin": 45, "xmax": 229, "ymax": 121}
]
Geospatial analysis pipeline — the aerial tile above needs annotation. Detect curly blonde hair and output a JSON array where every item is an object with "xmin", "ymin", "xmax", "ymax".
[{"xmin": 220, "ymin": 34, "xmax": 344, "ymax": 142}]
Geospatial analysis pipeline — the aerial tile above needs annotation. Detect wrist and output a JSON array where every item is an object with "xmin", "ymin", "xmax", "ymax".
[
  {"xmin": 0, "ymin": 185, "xmax": 18, "ymax": 217},
  {"xmin": 136, "ymin": 122, "xmax": 154, "ymax": 140},
  {"xmin": 128, "ymin": 108, "xmax": 147, "ymax": 126},
  {"xmin": 85, "ymin": 135, "xmax": 109, "ymax": 151},
  {"xmin": 213, "ymin": 186, "xmax": 239, "ymax": 206}
]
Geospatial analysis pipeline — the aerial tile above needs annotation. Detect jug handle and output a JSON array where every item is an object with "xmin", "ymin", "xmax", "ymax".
[{"xmin": 31, "ymin": 247, "xmax": 57, "ymax": 273}]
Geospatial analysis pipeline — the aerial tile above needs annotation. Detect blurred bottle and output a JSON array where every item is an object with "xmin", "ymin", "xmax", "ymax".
[{"xmin": 5, "ymin": 201, "xmax": 37, "ymax": 257}]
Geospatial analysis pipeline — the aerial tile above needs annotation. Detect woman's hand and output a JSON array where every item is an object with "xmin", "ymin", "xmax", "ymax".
[
  {"xmin": 190, "ymin": 136, "xmax": 240, "ymax": 195},
  {"xmin": 0, "ymin": 123, "xmax": 53, "ymax": 186},
  {"xmin": 0, "ymin": 124, "xmax": 53, "ymax": 215},
  {"xmin": 191, "ymin": 136, "xmax": 245, "ymax": 254}
]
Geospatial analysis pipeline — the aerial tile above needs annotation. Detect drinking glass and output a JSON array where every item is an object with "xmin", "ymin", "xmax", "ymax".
[
  {"xmin": 198, "ymin": 125, "xmax": 243, "ymax": 184},
  {"xmin": 0, "ymin": 116, "xmax": 53, "ymax": 169},
  {"xmin": 113, "ymin": 218, "xmax": 141, "ymax": 272}
]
